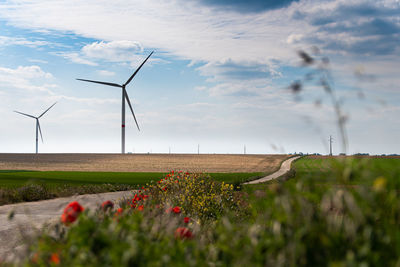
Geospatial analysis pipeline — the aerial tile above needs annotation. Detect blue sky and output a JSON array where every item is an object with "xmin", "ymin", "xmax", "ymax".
[{"xmin": 0, "ymin": 0, "xmax": 399, "ymax": 155}]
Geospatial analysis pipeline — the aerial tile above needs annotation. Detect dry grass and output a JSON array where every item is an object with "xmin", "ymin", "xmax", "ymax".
[{"xmin": 0, "ymin": 153, "xmax": 289, "ymax": 173}]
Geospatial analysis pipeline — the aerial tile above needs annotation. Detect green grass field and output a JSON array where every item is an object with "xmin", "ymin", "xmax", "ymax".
[
  {"xmin": 0, "ymin": 170, "xmax": 263, "ymax": 189},
  {"xmin": 0, "ymin": 170, "xmax": 264, "ymax": 205},
  {"xmin": 243, "ymin": 156, "xmax": 400, "ymax": 192},
  {"xmin": 292, "ymin": 156, "xmax": 400, "ymax": 186}
]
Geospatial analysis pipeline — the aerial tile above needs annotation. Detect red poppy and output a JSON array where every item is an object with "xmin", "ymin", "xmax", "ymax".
[
  {"xmin": 101, "ymin": 200, "xmax": 114, "ymax": 211},
  {"xmin": 172, "ymin": 206, "xmax": 181, "ymax": 214},
  {"xmin": 61, "ymin": 201, "xmax": 84, "ymax": 225},
  {"xmin": 175, "ymin": 227, "xmax": 193, "ymax": 239},
  {"xmin": 137, "ymin": 205, "xmax": 144, "ymax": 211},
  {"xmin": 162, "ymin": 186, "xmax": 167, "ymax": 191},
  {"xmin": 115, "ymin": 208, "xmax": 123, "ymax": 215},
  {"xmin": 50, "ymin": 253, "xmax": 60, "ymax": 265},
  {"xmin": 184, "ymin": 217, "xmax": 190, "ymax": 224}
]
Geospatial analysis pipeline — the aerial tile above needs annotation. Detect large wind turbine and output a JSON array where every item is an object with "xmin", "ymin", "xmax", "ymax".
[
  {"xmin": 77, "ymin": 51, "xmax": 153, "ymax": 154},
  {"xmin": 14, "ymin": 102, "xmax": 57, "ymax": 154}
]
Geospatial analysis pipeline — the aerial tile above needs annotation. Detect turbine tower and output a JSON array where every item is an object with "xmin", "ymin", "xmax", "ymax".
[
  {"xmin": 14, "ymin": 102, "xmax": 57, "ymax": 154},
  {"xmin": 77, "ymin": 51, "xmax": 153, "ymax": 154}
]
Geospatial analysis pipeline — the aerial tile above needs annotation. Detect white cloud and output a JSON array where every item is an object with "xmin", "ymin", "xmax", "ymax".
[
  {"xmin": 0, "ymin": 65, "xmax": 53, "ymax": 79},
  {"xmin": 0, "ymin": 35, "xmax": 50, "ymax": 48},
  {"xmin": 97, "ymin": 70, "xmax": 115, "ymax": 76},
  {"xmin": 81, "ymin": 40, "xmax": 143, "ymax": 62},
  {"xmin": 55, "ymin": 40, "xmax": 151, "ymax": 66},
  {"xmin": 0, "ymin": 65, "xmax": 120, "ymax": 106},
  {"xmin": 28, "ymin": 59, "xmax": 48, "ymax": 64},
  {"xmin": 58, "ymin": 95, "xmax": 119, "ymax": 105},
  {"xmin": 287, "ymin": 33, "xmax": 303, "ymax": 44},
  {"xmin": 0, "ymin": 0, "xmax": 301, "ymax": 65},
  {"xmin": 55, "ymin": 52, "xmax": 98, "ymax": 66},
  {"xmin": 0, "ymin": 65, "xmax": 54, "ymax": 93}
]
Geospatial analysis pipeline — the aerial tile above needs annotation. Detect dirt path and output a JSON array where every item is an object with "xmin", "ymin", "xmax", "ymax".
[
  {"xmin": 243, "ymin": 156, "xmax": 301, "ymax": 184},
  {"xmin": 0, "ymin": 190, "xmax": 133, "ymax": 263}
]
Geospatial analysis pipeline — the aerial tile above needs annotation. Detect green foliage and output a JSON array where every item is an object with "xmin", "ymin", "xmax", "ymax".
[
  {"xmin": 145, "ymin": 171, "xmax": 243, "ymax": 221},
  {"xmin": 0, "ymin": 183, "xmax": 135, "ymax": 205},
  {"xmin": 0, "ymin": 171, "xmax": 263, "ymax": 189},
  {"xmin": 0, "ymin": 171, "xmax": 168, "ymax": 188},
  {"xmin": 23, "ymin": 158, "xmax": 400, "ymax": 266},
  {"xmin": 209, "ymin": 172, "xmax": 264, "ymax": 183},
  {"xmin": 0, "ymin": 171, "xmax": 260, "ymax": 205}
]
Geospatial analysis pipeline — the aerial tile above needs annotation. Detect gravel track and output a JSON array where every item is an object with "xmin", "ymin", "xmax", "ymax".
[
  {"xmin": 0, "ymin": 190, "xmax": 133, "ymax": 263},
  {"xmin": 243, "ymin": 156, "xmax": 300, "ymax": 184}
]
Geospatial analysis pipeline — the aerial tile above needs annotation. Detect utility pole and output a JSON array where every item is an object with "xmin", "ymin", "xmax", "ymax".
[
  {"xmin": 329, "ymin": 135, "xmax": 333, "ymax": 156},
  {"xmin": 244, "ymin": 145, "xmax": 246, "ymax": 155},
  {"xmin": 169, "ymin": 147, "xmax": 171, "ymax": 154},
  {"xmin": 197, "ymin": 144, "xmax": 200, "ymax": 155}
]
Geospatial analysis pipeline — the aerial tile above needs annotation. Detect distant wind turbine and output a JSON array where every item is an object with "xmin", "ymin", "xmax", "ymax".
[
  {"xmin": 14, "ymin": 102, "xmax": 57, "ymax": 154},
  {"xmin": 77, "ymin": 51, "xmax": 154, "ymax": 154}
]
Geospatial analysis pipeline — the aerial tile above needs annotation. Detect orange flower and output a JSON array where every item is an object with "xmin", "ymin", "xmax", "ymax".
[
  {"xmin": 50, "ymin": 253, "xmax": 60, "ymax": 265},
  {"xmin": 61, "ymin": 201, "xmax": 84, "ymax": 225},
  {"xmin": 175, "ymin": 227, "xmax": 193, "ymax": 239},
  {"xmin": 116, "ymin": 208, "xmax": 123, "ymax": 214},
  {"xmin": 137, "ymin": 205, "xmax": 144, "ymax": 211}
]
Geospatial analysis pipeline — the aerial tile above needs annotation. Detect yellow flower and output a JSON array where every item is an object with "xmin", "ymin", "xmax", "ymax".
[{"xmin": 373, "ymin": 176, "xmax": 387, "ymax": 192}]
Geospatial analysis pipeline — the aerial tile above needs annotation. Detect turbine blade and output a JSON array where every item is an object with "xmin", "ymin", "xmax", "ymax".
[
  {"xmin": 76, "ymin": 79, "xmax": 122, "ymax": 88},
  {"xmin": 37, "ymin": 120, "xmax": 44, "ymax": 143},
  {"xmin": 38, "ymin": 102, "xmax": 57, "ymax": 118},
  {"xmin": 14, "ymin": 111, "xmax": 36, "ymax": 119},
  {"xmin": 124, "ymin": 51, "xmax": 154, "ymax": 86},
  {"xmin": 123, "ymin": 88, "xmax": 140, "ymax": 131}
]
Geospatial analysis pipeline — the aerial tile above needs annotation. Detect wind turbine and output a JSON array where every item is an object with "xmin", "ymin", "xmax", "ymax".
[
  {"xmin": 77, "ymin": 51, "xmax": 153, "ymax": 154},
  {"xmin": 14, "ymin": 102, "xmax": 57, "ymax": 154}
]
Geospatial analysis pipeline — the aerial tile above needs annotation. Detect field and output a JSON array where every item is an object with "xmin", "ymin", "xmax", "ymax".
[
  {"xmin": 23, "ymin": 155, "xmax": 400, "ymax": 266},
  {"xmin": 292, "ymin": 155, "xmax": 400, "ymax": 185},
  {"xmin": 0, "ymin": 170, "xmax": 264, "ymax": 188},
  {"xmin": 0, "ymin": 153, "xmax": 287, "ymax": 205},
  {"xmin": 0, "ymin": 153, "xmax": 288, "ymax": 172}
]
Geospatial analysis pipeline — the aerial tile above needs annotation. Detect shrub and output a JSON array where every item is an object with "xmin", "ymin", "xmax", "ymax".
[
  {"xmin": 16, "ymin": 184, "xmax": 54, "ymax": 202},
  {"xmin": 144, "ymin": 171, "xmax": 243, "ymax": 221}
]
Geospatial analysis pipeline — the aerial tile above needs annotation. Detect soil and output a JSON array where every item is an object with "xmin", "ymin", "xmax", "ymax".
[{"xmin": 0, "ymin": 153, "xmax": 289, "ymax": 173}]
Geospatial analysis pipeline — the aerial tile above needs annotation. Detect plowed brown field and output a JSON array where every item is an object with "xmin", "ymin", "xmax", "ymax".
[{"xmin": 0, "ymin": 154, "xmax": 289, "ymax": 173}]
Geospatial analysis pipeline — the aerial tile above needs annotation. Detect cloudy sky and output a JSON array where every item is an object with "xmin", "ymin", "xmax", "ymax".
[{"xmin": 0, "ymin": 0, "xmax": 399, "ymax": 155}]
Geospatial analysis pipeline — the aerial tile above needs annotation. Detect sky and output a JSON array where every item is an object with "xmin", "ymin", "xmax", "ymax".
[{"xmin": 0, "ymin": 0, "xmax": 399, "ymax": 155}]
